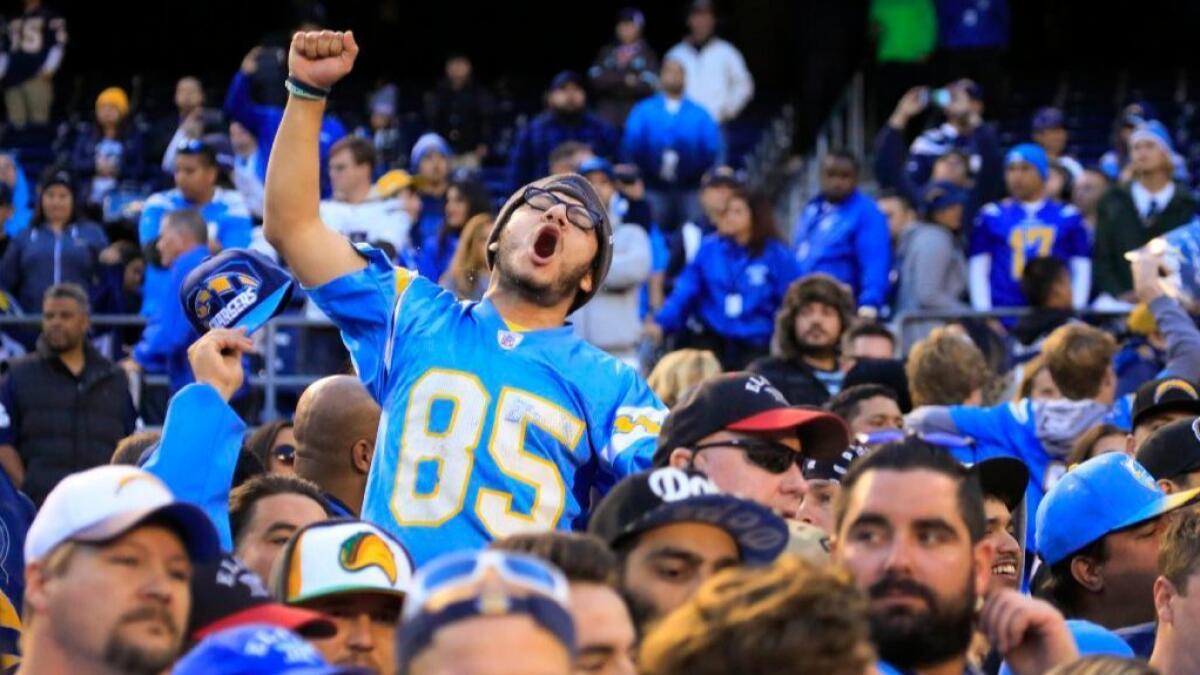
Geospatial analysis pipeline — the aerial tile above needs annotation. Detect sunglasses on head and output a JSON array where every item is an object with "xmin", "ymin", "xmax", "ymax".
[
  {"xmin": 857, "ymin": 429, "xmax": 974, "ymax": 450},
  {"xmin": 273, "ymin": 444, "xmax": 295, "ymax": 465},
  {"xmin": 405, "ymin": 550, "xmax": 570, "ymax": 621},
  {"xmin": 691, "ymin": 437, "xmax": 803, "ymax": 474},
  {"xmin": 522, "ymin": 186, "xmax": 602, "ymax": 231}
]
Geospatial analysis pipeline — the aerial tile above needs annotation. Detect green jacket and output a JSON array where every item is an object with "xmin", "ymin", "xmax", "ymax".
[{"xmin": 1093, "ymin": 182, "xmax": 1197, "ymax": 297}]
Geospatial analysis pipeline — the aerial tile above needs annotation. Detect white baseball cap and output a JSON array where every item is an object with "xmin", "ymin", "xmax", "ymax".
[
  {"xmin": 25, "ymin": 465, "xmax": 220, "ymax": 564},
  {"xmin": 271, "ymin": 520, "xmax": 414, "ymax": 606}
]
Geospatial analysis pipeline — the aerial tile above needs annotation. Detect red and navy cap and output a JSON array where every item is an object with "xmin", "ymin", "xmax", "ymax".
[
  {"xmin": 180, "ymin": 248, "xmax": 294, "ymax": 337},
  {"xmin": 653, "ymin": 372, "xmax": 849, "ymax": 466}
]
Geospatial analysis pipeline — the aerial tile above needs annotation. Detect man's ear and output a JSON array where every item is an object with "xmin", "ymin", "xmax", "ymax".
[
  {"xmin": 1154, "ymin": 575, "xmax": 1177, "ymax": 627},
  {"xmin": 1071, "ymin": 554, "xmax": 1105, "ymax": 593},
  {"xmin": 1158, "ymin": 478, "xmax": 1178, "ymax": 495},
  {"xmin": 973, "ymin": 539, "xmax": 997, "ymax": 597},
  {"xmin": 351, "ymin": 439, "xmax": 373, "ymax": 475},
  {"xmin": 579, "ymin": 269, "xmax": 594, "ymax": 295},
  {"xmin": 1125, "ymin": 434, "xmax": 1137, "ymax": 456},
  {"xmin": 668, "ymin": 448, "xmax": 694, "ymax": 470},
  {"xmin": 24, "ymin": 563, "xmax": 49, "ymax": 615}
]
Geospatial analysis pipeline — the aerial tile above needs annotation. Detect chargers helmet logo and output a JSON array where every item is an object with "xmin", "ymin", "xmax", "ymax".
[
  {"xmin": 190, "ymin": 272, "xmax": 261, "ymax": 330},
  {"xmin": 338, "ymin": 532, "xmax": 400, "ymax": 586}
]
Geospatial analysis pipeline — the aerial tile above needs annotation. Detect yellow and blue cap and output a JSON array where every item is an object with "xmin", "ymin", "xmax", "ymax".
[{"xmin": 181, "ymin": 248, "xmax": 294, "ymax": 337}]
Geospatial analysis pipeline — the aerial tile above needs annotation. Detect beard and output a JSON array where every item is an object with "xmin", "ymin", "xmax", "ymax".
[
  {"xmin": 102, "ymin": 607, "xmax": 182, "ymax": 675},
  {"xmin": 794, "ymin": 326, "xmax": 838, "ymax": 358},
  {"xmin": 620, "ymin": 584, "xmax": 663, "ymax": 637},
  {"xmin": 495, "ymin": 235, "xmax": 591, "ymax": 309},
  {"xmin": 867, "ymin": 570, "xmax": 976, "ymax": 670}
]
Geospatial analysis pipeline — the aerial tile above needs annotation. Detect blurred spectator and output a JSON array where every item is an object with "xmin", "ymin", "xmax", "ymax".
[
  {"xmin": 92, "ymin": 239, "xmax": 145, "ymax": 356},
  {"xmin": 547, "ymin": 140, "xmax": 593, "ymax": 176},
  {"xmin": 440, "ymin": 213, "xmax": 493, "ymax": 301},
  {"xmin": 968, "ymin": 143, "xmax": 1090, "ymax": 312},
  {"xmin": 645, "ymin": 348, "xmax": 722, "ymax": 408},
  {"xmin": 894, "ymin": 180, "xmax": 969, "ymax": 346},
  {"xmin": 1011, "ymin": 256, "xmax": 1075, "ymax": 365},
  {"xmin": 139, "ymin": 138, "xmax": 252, "ymax": 321},
  {"xmin": 901, "ymin": 81, "xmax": 1002, "ymax": 198},
  {"xmin": 622, "ymin": 59, "xmax": 721, "ymax": 232},
  {"xmin": 1032, "ymin": 106, "xmax": 1083, "ymax": 180},
  {"xmin": 0, "ymin": 152, "xmax": 33, "ymax": 238},
  {"xmin": 0, "ymin": 0, "xmax": 67, "ymax": 128},
  {"xmin": 0, "ymin": 183, "xmax": 14, "ymax": 259},
  {"xmin": 320, "ymin": 136, "xmax": 410, "ymax": 257},
  {"xmin": 877, "ymin": 188, "xmax": 917, "ymax": 249},
  {"xmin": 148, "ymin": 75, "xmax": 208, "ymax": 169},
  {"xmin": 640, "ymin": 555, "xmax": 874, "ymax": 675},
  {"xmin": 664, "ymin": 0, "xmax": 754, "ymax": 125},
  {"xmin": 69, "ymin": 87, "xmax": 147, "ymax": 216},
  {"xmin": 0, "ymin": 283, "xmax": 134, "ymax": 505},
  {"xmin": 1094, "ymin": 121, "xmax": 1196, "ymax": 299},
  {"xmin": 1066, "ymin": 422, "xmax": 1127, "ymax": 467},
  {"xmin": 509, "ymin": 71, "xmax": 618, "ymax": 187},
  {"xmin": 648, "ymin": 187, "xmax": 797, "ymax": 370},
  {"xmin": 228, "ymin": 473, "xmax": 331, "ymax": 584},
  {"xmin": 109, "ymin": 429, "xmax": 161, "ymax": 465},
  {"xmin": 415, "ymin": 174, "xmax": 491, "ymax": 283},
  {"xmin": 659, "ymin": 168, "xmax": 740, "ymax": 304},
  {"xmin": 409, "ymin": 132, "xmax": 452, "ymax": 248},
  {"xmin": 794, "ymin": 151, "xmax": 891, "ymax": 316},
  {"xmin": 426, "ymin": 55, "xmax": 493, "ymax": 168},
  {"xmin": 589, "ymin": 8, "xmax": 659, "ymax": 129},
  {"xmin": 292, "ymin": 375, "xmax": 382, "ymax": 517},
  {"xmin": 1072, "ymin": 168, "xmax": 1110, "ymax": 233},
  {"xmin": 1099, "ymin": 104, "xmax": 1148, "ymax": 182},
  {"xmin": 842, "ymin": 322, "xmax": 896, "ymax": 363},
  {"xmin": 572, "ymin": 157, "xmax": 652, "ymax": 369},
  {"xmin": 905, "ymin": 326, "xmax": 989, "ymax": 407},
  {"xmin": 225, "ymin": 46, "xmax": 347, "ymax": 197},
  {"xmin": 0, "ymin": 172, "xmax": 107, "ymax": 314},
  {"xmin": 827, "ymin": 383, "xmax": 904, "ymax": 437},
  {"xmin": 244, "ymin": 420, "xmax": 296, "ymax": 477},
  {"xmin": 749, "ymin": 274, "xmax": 855, "ymax": 406},
  {"xmin": 125, "ymin": 209, "xmax": 209, "ymax": 393},
  {"xmin": 1046, "ymin": 160, "xmax": 1074, "ymax": 204},
  {"xmin": 359, "ymin": 83, "xmax": 405, "ymax": 174},
  {"xmin": 228, "ymin": 120, "xmax": 264, "ymax": 219},
  {"xmin": 1149, "ymin": 509, "xmax": 1200, "ymax": 675}
]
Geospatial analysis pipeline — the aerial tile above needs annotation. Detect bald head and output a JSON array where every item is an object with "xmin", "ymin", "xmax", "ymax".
[{"xmin": 293, "ymin": 375, "xmax": 381, "ymax": 513}]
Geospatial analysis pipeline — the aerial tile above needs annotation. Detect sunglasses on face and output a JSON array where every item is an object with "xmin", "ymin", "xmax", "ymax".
[
  {"xmin": 522, "ymin": 186, "xmax": 602, "ymax": 231},
  {"xmin": 691, "ymin": 438, "xmax": 803, "ymax": 474}
]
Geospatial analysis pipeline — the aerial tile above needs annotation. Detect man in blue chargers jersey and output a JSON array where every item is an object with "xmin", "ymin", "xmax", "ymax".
[
  {"xmin": 968, "ymin": 143, "xmax": 1091, "ymax": 312},
  {"xmin": 263, "ymin": 31, "xmax": 666, "ymax": 565}
]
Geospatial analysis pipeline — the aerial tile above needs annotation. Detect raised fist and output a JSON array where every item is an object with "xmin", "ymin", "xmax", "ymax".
[{"xmin": 288, "ymin": 30, "xmax": 359, "ymax": 90}]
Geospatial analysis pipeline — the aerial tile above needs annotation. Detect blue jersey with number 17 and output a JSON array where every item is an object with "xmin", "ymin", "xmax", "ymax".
[{"xmin": 307, "ymin": 246, "xmax": 667, "ymax": 565}]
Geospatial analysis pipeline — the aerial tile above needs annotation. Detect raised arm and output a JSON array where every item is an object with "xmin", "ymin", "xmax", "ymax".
[{"xmin": 262, "ymin": 30, "xmax": 365, "ymax": 288}]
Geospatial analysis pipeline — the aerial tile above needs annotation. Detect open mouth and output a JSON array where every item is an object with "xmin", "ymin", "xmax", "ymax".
[
  {"xmin": 531, "ymin": 225, "xmax": 560, "ymax": 264},
  {"xmin": 991, "ymin": 561, "xmax": 1019, "ymax": 578}
]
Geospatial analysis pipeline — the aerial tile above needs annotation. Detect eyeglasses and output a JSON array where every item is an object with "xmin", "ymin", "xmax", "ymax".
[
  {"xmin": 691, "ymin": 438, "xmax": 803, "ymax": 474},
  {"xmin": 857, "ymin": 429, "xmax": 975, "ymax": 450},
  {"xmin": 404, "ymin": 550, "xmax": 570, "ymax": 621},
  {"xmin": 522, "ymin": 187, "xmax": 602, "ymax": 231},
  {"xmin": 176, "ymin": 138, "xmax": 211, "ymax": 154},
  {"xmin": 273, "ymin": 444, "xmax": 295, "ymax": 465}
]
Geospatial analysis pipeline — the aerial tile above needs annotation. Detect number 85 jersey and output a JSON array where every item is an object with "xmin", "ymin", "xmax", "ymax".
[{"xmin": 307, "ymin": 247, "xmax": 667, "ymax": 565}]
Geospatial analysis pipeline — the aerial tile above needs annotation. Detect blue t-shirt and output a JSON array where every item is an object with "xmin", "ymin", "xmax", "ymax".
[
  {"xmin": 307, "ymin": 247, "xmax": 666, "ymax": 564},
  {"xmin": 968, "ymin": 199, "xmax": 1090, "ymax": 308}
]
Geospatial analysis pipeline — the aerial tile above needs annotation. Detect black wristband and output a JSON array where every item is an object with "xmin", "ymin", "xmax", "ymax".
[{"xmin": 285, "ymin": 76, "xmax": 331, "ymax": 100}]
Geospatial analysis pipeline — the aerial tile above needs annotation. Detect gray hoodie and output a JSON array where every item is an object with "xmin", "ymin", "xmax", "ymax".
[{"xmin": 571, "ymin": 222, "xmax": 652, "ymax": 359}]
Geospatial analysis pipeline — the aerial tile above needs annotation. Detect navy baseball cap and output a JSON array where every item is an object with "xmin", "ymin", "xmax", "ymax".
[
  {"xmin": 174, "ymin": 624, "xmax": 365, "ymax": 674},
  {"xmin": 921, "ymin": 180, "xmax": 968, "ymax": 216},
  {"xmin": 550, "ymin": 70, "xmax": 584, "ymax": 91},
  {"xmin": 587, "ymin": 467, "xmax": 789, "ymax": 565},
  {"xmin": 181, "ymin": 248, "xmax": 294, "ymax": 336},
  {"xmin": 1131, "ymin": 377, "xmax": 1200, "ymax": 428},
  {"xmin": 577, "ymin": 156, "xmax": 614, "ymax": 178},
  {"xmin": 1035, "ymin": 453, "xmax": 1200, "ymax": 565},
  {"xmin": 972, "ymin": 456, "xmax": 1028, "ymax": 514},
  {"xmin": 1032, "ymin": 106, "xmax": 1066, "ymax": 131},
  {"xmin": 1136, "ymin": 417, "xmax": 1200, "ymax": 481}
]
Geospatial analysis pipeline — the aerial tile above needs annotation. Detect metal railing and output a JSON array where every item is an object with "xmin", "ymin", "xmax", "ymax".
[
  {"xmin": 892, "ymin": 307, "xmax": 1134, "ymax": 355},
  {"xmin": 0, "ymin": 313, "xmax": 341, "ymax": 421}
]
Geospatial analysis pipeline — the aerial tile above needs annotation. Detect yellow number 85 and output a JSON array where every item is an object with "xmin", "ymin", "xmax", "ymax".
[{"xmin": 390, "ymin": 368, "xmax": 585, "ymax": 538}]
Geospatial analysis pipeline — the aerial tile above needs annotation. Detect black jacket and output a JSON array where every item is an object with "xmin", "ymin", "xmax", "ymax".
[
  {"xmin": 747, "ymin": 356, "xmax": 834, "ymax": 407},
  {"xmin": 0, "ymin": 341, "xmax": 135, "ymax": 505}
]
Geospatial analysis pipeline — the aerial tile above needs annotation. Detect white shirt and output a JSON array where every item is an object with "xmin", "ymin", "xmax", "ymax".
[
  {"xmin": 1131, "ymin": 180, "xmax": 1175, "ymax": 221},
  {"xmin": 664, "ymin": 37, "xmax": 754, "ymax": 123},
  {"xmin": 307, "ymin": 197, "xmax": 412, "ymax": 320}
]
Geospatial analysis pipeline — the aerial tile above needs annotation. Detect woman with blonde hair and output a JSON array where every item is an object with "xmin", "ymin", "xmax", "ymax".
[
  {"xmin": 646, "ymin": 348, "xmax": 722, "ymax": 408},
  {"xmin": 439, "ymin": 212, "xmax": 492, "ymax": 300}
]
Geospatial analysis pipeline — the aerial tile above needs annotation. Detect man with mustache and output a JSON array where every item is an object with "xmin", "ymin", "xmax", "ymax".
[
  {"xmin": 17, "ymin": 464, "xmax": 220, "ymax": 675},
  {"xmin": 832, "ymin": 437, "xmax": 1077, "ymax": 674},
  {"xmin": 749, "ymin": 274, "xmax": 856, "ymax": 406}
]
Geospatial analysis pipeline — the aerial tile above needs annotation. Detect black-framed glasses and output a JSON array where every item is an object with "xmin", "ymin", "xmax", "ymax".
[
  {"xmin": 691, "ymin": 438, "xmax": 802, "ymax": 474},
  {"xmin": 523, "ymin": 187, "xmax": 602, "ymax": 231},
  {"xmin": 273, "ymin": 444, "xmax": 296, "ymax": 465}
]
